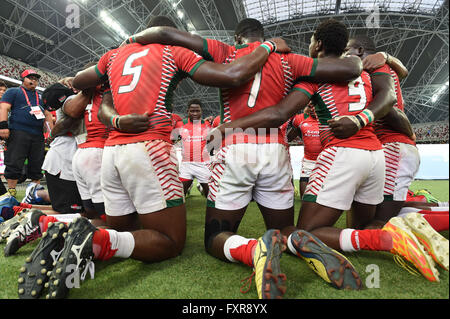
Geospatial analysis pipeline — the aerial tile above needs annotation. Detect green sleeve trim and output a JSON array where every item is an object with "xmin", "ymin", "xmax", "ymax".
[
  {"xmin": 201, "ymin": 38, "xmax": 214, "ymax": 61},
  {"xmin": 371, "ymin": 72, "xmax": 390, "ymax": 77},
  {"xmin": 95, "ymin": 65, "xmax": 105, "ymax": 78},
  {"xmin": 309, "ymin": 58, "xmax": 318, "ymax": 77},
  {"xmin": 188, "ymin": 59, "xmax": 207, "ymax": 77},
  {"xmin": 206, "ymin": 200, "xmax": 215, "ymax": 208},
  {"xmin": 292, "ymin": 87, "xmax": 313, "ymax": 99}
]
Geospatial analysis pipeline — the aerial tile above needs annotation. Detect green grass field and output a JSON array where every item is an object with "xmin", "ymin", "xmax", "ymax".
[{"xmin": 0, "ymin": 180, "xmax": 448, "ymax": 300}]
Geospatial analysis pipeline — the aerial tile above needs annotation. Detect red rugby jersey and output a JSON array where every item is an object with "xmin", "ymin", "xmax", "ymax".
[
  {"xmin": 171, "ymin": 113, "xmax": 183, "ymax": 128},
  {"xmin": 371, "ymin": 64, "xmax": 415, "ymax": 145},
  {"xmin": 292, "ymin": 113, "xmax": 322, "ymax": 160},
  {"xmin": 203, "ymin": 39, "xmax": 317, "ymax": 145},
  {"xmin": 174, "ymin": 119, "xmax": 211, "ymax": 162},
  {"xmin": 78, "ymin": 88, "xmax": 109, "ymax": 149},
  {"xmin": 294, "ymin": 70, "xmax": 382, "ymax": 150},
  {"xmin": 96, "ymin": 43, "xmax": 205, "ymax": 146},
  {"xmin": 212, "ymin": 115, "xmax": 221, "ymax": 128}
]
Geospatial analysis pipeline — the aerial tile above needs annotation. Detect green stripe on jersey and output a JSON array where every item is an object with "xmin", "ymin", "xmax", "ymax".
[
  {"xmin": 312, "ymin": 94, "xmax": 334, "ymax": 126},
  {"xmin": 201, "ymin": 38, "xmax": 215, "ymax": 61},
  {"xmin": 166, "ymin": 198, "xmax": 184, "ymax": 208},
  {"xmin": 95, "ymin": 65, "xmax": 105, "ymax": 78},
  {"xmin": 302, "ymin": 194, "xmax": 317, "ymax": 203},
  {"xmin": 188, "ymin": 59, "xmax": 207, "ymax": 77},
  {"xmin": 292, "ymin": 87, "xmax": 313, "ymax": 99}
]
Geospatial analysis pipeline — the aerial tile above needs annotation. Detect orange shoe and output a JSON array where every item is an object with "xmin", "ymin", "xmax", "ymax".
[
  {"xmin": 383, "ymin": 217, "xmax": 439, "ymax": 282},
  {"xmin": 403, "ymin": 213, "xmax": 449, "ymax": 271}
]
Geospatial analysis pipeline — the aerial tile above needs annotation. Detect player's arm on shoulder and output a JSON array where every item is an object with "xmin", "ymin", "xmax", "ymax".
[
  {"xmin": 126, "ymin": 26, "xmax": 205, "ymax": 55},
  {"xmin": 72, "ymin": 65, "xmax": 107, "ymax": 91},
  {"xmin": 62, "ymin": 89, "xmax": 94, "ymax": 119},
  {"xmin": 192, "ymin": 40, "xmax": 284, "ymax": 88},
  {"xmin": 363, "ymin": 52, "xmax": 408, "ymax": 79},
  {"xmin": 313, "ymin": 55, "xmax": 362, "ymax": 83},
  {"xmin": 217, "ymin": 89, "xmax": 310, "ymax": 134}
]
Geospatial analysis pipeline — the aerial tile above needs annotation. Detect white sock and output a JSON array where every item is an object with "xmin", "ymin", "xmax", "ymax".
[
  {"xmin": 438, "ymin": 201, "xmax": 449, "ymax": 207},
  {"xmin": 106, "ymin": 229, "xmax": 135, "ymax": 258},
  {"xmin": 223, "ymin": 235, "xmax": 254, "ymax": 263},
  {"xmin": 339, "ymin": 228, "xmax": 358, "ymax": 252},
  {"xmin": 429, "ymin": 206, "xmax": 449, "ymax": 211}
]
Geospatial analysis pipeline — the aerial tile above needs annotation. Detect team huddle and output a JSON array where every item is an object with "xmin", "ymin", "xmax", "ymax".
[{"xmin": 0, "ymin": 16, "xmax": 448, "ymax": 299}]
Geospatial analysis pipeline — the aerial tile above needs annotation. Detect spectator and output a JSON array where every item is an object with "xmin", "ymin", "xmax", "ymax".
[
  {"xmin": 0, "ymin": 69, "xmax": 54, "ymax": 198},
  {"xmin": 0, "ymin": 81, "xmax": 7, "ymax": 99}
]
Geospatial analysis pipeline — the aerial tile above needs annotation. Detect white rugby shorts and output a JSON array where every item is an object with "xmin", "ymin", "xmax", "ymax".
[
  {"xmin": 382, "ymin": 142, "xmax": 420, "ymax": 201},
  {"xmin": 72, "ymin": 147, "xmax": 104, "ymax": 203},
  {"xmin": 101, "ymin": 140, "xmax": 184, "ymax": 216},
  {"xmin": 303, "ymin": 147, "xmax": 385, "ymax": 210},
  {"xmin": 179, "ymin": 161, "xmax": 211, "ymax": 184},
  {"xmin": 207, "ymin": 143, "xmax": 294, "ymax": 210}
]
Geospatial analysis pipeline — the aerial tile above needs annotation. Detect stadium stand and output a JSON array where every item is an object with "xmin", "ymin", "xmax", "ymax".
[{"xmin": 0, "ymin": 55, "xmax": 59, "ymax": 88}]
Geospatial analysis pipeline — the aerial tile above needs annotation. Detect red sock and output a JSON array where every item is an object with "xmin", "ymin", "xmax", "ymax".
[
  {"xmin": 13, "ymin": 206, "xmax": 24, "ymax": 215},
  {"xmin": 422, "ymin": 214, "xmax": 449, "ymax": 232},
  {"xmin": 92, "ymin": 228, "xmax": 116, "ymax": 261},
  {"xmin": 229, "ymin": 240, "xmax": 258, "ymax": 267},
  {"xmin": 19, "ymin": 203, "xmax": 33, "ymax": 209},
  {"xmin": 348, "ymin": 229, "xmax": 393, "ymax": 251},
  {"xmin": 38, "ymin": 215, "xmax": 59, "ymax": 233}
]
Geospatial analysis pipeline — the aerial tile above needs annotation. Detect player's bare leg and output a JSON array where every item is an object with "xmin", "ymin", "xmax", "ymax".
[
  {"xmin": 182, "ymin": 180, "xmax": 193, "ymax": 197},
  {"xmin": 204, "ymin": 205, "xmax": 286, "ymax": 298}
]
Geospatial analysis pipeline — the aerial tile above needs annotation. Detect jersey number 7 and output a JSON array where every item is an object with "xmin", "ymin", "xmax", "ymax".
[{"xmin": 118, "ymin": 48, "xmax": 150, "ymax": 94}]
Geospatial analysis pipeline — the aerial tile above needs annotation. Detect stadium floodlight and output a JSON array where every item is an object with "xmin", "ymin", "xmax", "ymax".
[
  {"xmin": 99, "ymin": 10, "xmax": 129, "ymax": 40},
  {"xmin": 177, "ymin": 10, "xmax": 185, "ymax": 19},
  {"xmin": 430, "ymin": 80, "xmax": 449, "ymax": 103}
]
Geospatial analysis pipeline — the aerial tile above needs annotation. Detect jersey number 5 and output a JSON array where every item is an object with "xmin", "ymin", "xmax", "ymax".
[
  {"xmin": 118, "ymin": 48, "xmax": 149, "ymax": 94},
  {"xmin": 348, "ymin": 76, "xmax": 367, "ymax": 112}
]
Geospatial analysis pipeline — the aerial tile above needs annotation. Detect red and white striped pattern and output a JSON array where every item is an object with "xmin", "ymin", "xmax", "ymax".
[
  {"xmin": 207, "ymin": 147, "xmax": 229, "ymax": 203},
  {"xmin": 146, "ymin": 140, "xmax": 184, "ymax": 201},
  {"xmin": 304, "ymin": 147, "xmax": 337, "ymax": 197},
  {"xmin": 383, "ymin": 142, "xmax": 401, "ymax": 196},
  {"xmin": 280, "ymin": 56, "xmax": 294, "ymax": 97}
]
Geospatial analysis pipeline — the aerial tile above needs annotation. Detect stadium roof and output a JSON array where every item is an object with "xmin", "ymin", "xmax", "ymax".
[{"xmin": 0, "ymin": 0, "xmax": 448, "ymax": 123}]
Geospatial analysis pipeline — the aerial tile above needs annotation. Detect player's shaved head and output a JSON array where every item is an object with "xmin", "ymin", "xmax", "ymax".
[
  {"xmin": 147, "ymin": 16, "xmax": 177, "ymax": 29},
  {"xmin": 234, "ymin": 18, "xmax": 264, "ymax": 39},
  {"xmin": 349, "ymin": 34, "xmax": 377, "ymax": 54}
]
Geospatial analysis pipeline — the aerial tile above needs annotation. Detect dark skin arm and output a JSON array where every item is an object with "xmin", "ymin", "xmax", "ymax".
[
  {"xmin": 48, "ymin": 116, "xmax": 80, "ymax": 142},
  {"xmin": 363, "ymin": 52, "xmax": 409, "ymax": 79},
  {"xmin": 126, "ymin": 26, "xmax": 363, "ymax": 84},
  {"xmin": 73, "ymin": 39, "xmax": 290, "ymax": 91},
  {"xmin": 62, "ymin": 89, "xmax": 95, "ymax": 119},
  {"xmin": 328, "ymin": 73, "xmax": 397, "ymax": 139},
  {"xmin": 214, "ymin": 90, "xmax": 311, "ymax": 137},
  {"xmin": 381, "ymin": 107, "xmax": 415, "ymax": 139},
  {"xmin": 97, "ymin": 91, "xmax": 150, "ymax": 133}
]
